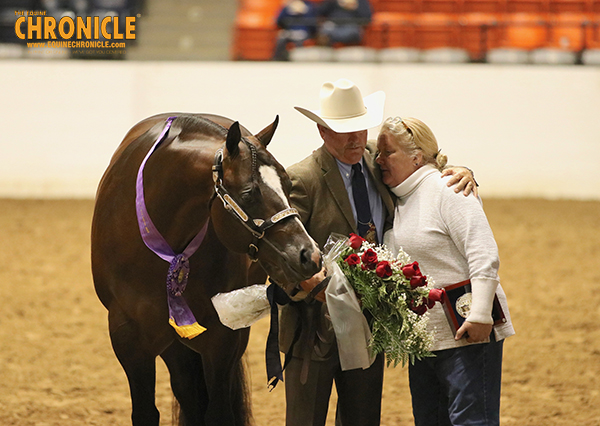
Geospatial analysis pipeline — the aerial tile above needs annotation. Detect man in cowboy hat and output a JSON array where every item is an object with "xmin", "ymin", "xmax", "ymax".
[{"xmin": 279, "ymin": 78, "xmax": 476, "ymax": 426}]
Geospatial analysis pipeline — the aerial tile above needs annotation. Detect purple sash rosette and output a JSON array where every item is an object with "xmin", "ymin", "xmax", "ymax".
[{"xmin": 135, "ymin": 116, "xmax": 208, "ymax": 339}]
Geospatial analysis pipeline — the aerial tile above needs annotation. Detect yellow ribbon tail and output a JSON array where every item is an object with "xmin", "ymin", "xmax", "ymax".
[{"xmin": 169, "ymin": 317, "xmax": 207, "ymax": 339}]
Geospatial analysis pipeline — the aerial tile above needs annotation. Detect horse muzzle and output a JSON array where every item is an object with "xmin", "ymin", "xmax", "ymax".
[{"xmin": 260, "ymin": 237, "xmax": 321, "ymax": 293}]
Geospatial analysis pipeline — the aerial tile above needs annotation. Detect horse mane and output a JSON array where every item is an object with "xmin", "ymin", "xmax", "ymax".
[{"xmin": 174, "ymin": 115, "xmax": 227, "ymax": 140}]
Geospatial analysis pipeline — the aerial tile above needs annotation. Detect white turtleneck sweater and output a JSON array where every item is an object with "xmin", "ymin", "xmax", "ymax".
[{"xmin": 383, "ymin": 165, "xmax": 515, "ymax": 351}]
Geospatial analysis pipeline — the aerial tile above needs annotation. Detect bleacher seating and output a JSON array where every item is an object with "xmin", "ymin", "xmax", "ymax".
[
  {"xmin": 421, "ymin": 0, "xmax": 462, "ymax": 13},
  {"xmin": 462, "ymin": 0, "xmax": 507, "ymax": 14},
  {"xmin": 531, "ymin": 12, "xmax": 586, "ymax": 63},
  {"xmin": 459, "ymin": 12, "xmax": 502, "ymax": 60},
  {"xmin": 231, "ymin": 0, "xmax": 281, "ymax": 60},
  {"xmin": 3, "ymin": 0, "xmax": 598, "ymax": 63},
  {"xmin": 290, "ymin": 45, "xmax": 335, "ymax": 60},
  {"xmin": 413, "ymin": 12, "xmax": 462, "ymax": 50},
  {"xmin": 549, "ymin": 0, "xmax": 593, "ymax": 13},
  {"xmin": 505, "ymin": 0, "xmax": 549, "ymax": 13},
  {"xmin": 582, "ymin": 17, "xmax": 600, "ymax": 63},
  {"xmin": 334, "ymin": 45, "xmax": 379, "ymax": 60},
  {"xmin": 364, "ymin": 11, "xmax": 417, "ymax": 51},
  {"xmin": 232, "ymin": 10, "xmax": 278, "ymax": 60},
  {"xmin": 230, "ymin": 0, "xmax": 600, "ymax": 64},
  {"xmin": 376, "ymin": 0, "xmax": 423, "ymax": 12}
]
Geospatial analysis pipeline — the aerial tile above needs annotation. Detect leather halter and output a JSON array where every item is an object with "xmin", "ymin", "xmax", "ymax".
[{"xmin": 211, "ymin": 143, "xmax": 300, "ymax": 262}]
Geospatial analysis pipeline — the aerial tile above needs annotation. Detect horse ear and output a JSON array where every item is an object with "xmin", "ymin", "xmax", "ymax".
[
  {"xmin": 255, "ymin": 115, "xmax": 279, "ymax": 147},
  {"xmin": 226, "ymin": 121, "xmax": 241, "ymax": 158}
]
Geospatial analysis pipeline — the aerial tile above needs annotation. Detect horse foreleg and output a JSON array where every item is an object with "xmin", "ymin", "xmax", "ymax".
[
  {"xmin": 160, "ymin": 341, "xmax": 208, "ymax": 426},
  {"xmin": 198, "ymin": 327, "xmax": 252, "ymax": 426},
  {"xmin": 109, "ymin": 306, "xmax": 160, "ymax": 426}
]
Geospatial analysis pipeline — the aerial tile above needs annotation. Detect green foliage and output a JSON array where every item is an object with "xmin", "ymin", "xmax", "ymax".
[{"xmin": 336, "ymin": 244, "xmax": 436, "ymax": 367}]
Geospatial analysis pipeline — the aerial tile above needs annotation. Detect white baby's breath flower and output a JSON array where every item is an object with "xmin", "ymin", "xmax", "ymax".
[{"xmin": 331, "ymin": 234, "xmax": 441, "ymax": 367}]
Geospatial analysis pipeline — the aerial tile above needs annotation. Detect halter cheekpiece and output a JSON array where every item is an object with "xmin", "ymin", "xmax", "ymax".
[{"xmin": 211, "ymin": 143, "xmax": 300, "ymax": 262}]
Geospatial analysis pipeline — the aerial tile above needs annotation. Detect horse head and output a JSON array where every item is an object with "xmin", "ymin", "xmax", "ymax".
[{"xmin": 210, "ymin": 116, "xmax": 322, "ymax": 295}]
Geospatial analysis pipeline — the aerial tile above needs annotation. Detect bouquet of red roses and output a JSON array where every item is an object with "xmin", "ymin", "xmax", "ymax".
[{"xmin": 327, "ymin": 233, "xmax": 444, "ymax": 367}]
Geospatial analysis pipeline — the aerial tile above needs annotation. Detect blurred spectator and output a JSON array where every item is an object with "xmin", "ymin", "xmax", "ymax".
[
  {"xmin": 316, "ymin": 0, "xmax": 372, "ymax": 46},
  {"xmin": 273, "ymin": 0, "xmax": 317, "ymax": 61}
]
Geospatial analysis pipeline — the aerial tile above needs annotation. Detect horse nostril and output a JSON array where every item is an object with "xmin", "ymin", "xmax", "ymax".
[
  {"xmin": 300, "ymin": 247, "xmax": 311, "ymax": 265},
  {"xmin": 300, "ymin": 246, "xmax": 321, "ymax": 275}
]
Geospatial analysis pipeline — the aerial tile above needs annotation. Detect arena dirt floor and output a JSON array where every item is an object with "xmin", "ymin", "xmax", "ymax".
[{"xmin": 0, "ymin": 198, "xmax": 599, "ymax": 426}]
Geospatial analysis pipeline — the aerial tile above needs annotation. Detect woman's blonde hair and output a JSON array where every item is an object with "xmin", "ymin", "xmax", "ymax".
[{"xmin": 379, "ymin": 116, "xmax": 448, "ymax": 171}]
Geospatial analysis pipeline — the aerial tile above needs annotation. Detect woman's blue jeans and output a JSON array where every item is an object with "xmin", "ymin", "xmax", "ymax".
[{"xmin": 408, "ymin": 337, "xmax": 504, "ymax": 426}]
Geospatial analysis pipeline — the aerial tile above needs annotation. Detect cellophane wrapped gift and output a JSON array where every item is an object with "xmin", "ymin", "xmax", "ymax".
[{"xmin": 211, "ymin": 284, "xmax": 270, "ymax": 330}]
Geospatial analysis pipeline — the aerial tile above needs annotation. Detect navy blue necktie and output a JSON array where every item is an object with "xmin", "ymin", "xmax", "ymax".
[{"xmin": 351, "ymin": 163, "xmax": 377, "ymax": 244}]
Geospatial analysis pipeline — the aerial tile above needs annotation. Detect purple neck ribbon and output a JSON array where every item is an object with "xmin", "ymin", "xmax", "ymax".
[{"xmin": 135, "ymin": 116, "xmax": 208, "ymax": 339}]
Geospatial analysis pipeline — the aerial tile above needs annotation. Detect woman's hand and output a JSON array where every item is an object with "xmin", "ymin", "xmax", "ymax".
[
  {"xmin": 455, "ymin": 321, "xmax": 493, "ymax": 343},
  {"xmin": 442, "ymin": 167, "xmax": 478, "ymax": 197}
]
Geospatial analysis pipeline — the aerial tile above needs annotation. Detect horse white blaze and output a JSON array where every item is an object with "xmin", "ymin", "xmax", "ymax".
[{"xmin": 259, "ymin": 165, "xmax": 289, "ymax": 208}]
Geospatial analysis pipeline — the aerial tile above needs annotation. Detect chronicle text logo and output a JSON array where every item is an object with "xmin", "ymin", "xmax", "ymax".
[{"xmin": 14, "ymin": 10, "xmax": 136, "ymax": 48}]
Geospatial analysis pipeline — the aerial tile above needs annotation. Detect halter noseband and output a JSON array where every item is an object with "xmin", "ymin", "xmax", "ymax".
[{"xmin": 211, "ymin": 143, "xmax": 300, "ymax": 261}]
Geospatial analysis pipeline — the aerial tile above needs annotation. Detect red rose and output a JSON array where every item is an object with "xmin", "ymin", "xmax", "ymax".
[
  {"xmin": 426, "ymin": 288, "xmax": 444, "ymax": 308},
  {"xmin": 402, "ymin": 261, "xmax": 421, "ymax": 279},
  {"xmin": 344, "ymin": 253, "xmax": 361, "ymax": 267},
  {"xmin": 348, "ymin": 233, "xmax": 365, "ymax": 250},
  {"xmin": 375, "ymin": 261, "xmax": 393, "ymax": 278},
  {"xmin": 428, "ymin": 288, "xmax": 444, "ymax": 303},
  {"xmin": 409, "ymin": 275, "xmax": 427, "ymax": 289},
  {"xmin": 361, "ymin": 249, "xmax": 378, "ymax": 270},
  {"xmin": 413, "ymin": 306, "xmax": 427, "ymax": 315},
  {"xmin": 409, "ymin": 299, "xmax": 427, "ymax": 315}
]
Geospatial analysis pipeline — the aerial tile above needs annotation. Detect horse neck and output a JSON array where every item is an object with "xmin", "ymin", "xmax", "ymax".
[{"xmin": 143, "ymin": 143, "xmax": 216, "ymax": 254}]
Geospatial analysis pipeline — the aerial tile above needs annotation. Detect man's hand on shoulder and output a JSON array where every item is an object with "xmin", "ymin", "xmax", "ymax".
[{"xmin": 442, "ymin": 167, "xmax": 478, "ymax": 198}]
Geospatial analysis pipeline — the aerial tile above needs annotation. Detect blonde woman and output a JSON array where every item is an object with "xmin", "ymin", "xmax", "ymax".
[{"xmin": 376, "ymin": 117, "xmax": 515, "ymax": 426}]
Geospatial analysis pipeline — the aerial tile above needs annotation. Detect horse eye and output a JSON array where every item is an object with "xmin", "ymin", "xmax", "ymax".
[
  {"xmin": 240, "ymin": 191, "xmax": 253, "ymax": 203},
  {"xmin": 241, "ymin": 185, "xmax": 260, "ymax": 203}
]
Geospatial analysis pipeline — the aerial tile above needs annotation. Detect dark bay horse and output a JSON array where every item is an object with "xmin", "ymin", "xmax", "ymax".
[{"xmin": 91, "ymin": 113, "xmax": 321, "ymax": 426}]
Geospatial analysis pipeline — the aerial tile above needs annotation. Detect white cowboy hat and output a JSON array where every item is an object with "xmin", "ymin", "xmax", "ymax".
[{"xmin": 295, "ymin": 79, "xmax": 385, "ymax": 133}]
